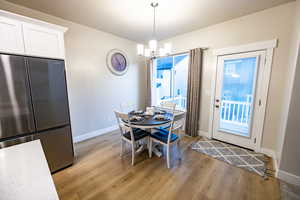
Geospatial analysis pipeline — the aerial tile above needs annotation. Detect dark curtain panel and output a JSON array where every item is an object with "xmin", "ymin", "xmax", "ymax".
[
  {"xmin": 185, "ymin": 48, "xmax": 203, "ymax": 137},
  {"xmin": 146, "ymin": 59, "xmax": 153, "ymax": 107}
]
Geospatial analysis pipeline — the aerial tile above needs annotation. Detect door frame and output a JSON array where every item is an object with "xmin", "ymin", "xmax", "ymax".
[{"xmin": 208, "ymin": 39, "xmax": 277, "ymax": 152}]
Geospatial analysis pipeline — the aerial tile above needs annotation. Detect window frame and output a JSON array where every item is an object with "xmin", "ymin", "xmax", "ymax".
[{"xmin": 151, "ymin": 53, "xmax": 190, "ymax": 111}]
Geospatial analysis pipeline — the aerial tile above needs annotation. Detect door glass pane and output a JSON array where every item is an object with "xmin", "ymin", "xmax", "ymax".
[
  {"xmin": 173, "ymin": 54, "xmax": 189, "ymax": 109},
  {"xmin": 155, "ymin": 57, "xmax": 173, "ymax": 105},
  {"xmin": 219, "ymin": 57, "xmax": 257, "ymax": 137}
]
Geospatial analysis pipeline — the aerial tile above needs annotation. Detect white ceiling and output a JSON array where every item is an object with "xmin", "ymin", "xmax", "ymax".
[{"xmin": 6, "ymin": 0, "xmax": 294, "ymax": 42}]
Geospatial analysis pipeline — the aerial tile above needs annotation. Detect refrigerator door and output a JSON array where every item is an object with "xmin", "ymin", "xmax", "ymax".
[
  {"xmin": 0, "ymin": 135, "xmax": 33, "ymax": 149},
  {"xmin": 0, "ymin": 54, "xmax": 35, "ymax": 140},
  {"xmin": 27, "ymin": 58, "xmax": 70, "ymax": 131},
  {"xmin": 34, "ymin": 126, "xmax": 74, "ymax": 172}
]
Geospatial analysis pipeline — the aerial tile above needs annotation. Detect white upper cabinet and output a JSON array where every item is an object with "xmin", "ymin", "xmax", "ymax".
[
  {"xmin": 0, "ymin": 10, "xmax": 67, "ymax": 59},
  {"xmin": 22, "ymin": 23, "xmax": 65, "ymax": 59},
  {"xmin": 0, "ymin": 16, "xmax": 25, "ymax": 54}
]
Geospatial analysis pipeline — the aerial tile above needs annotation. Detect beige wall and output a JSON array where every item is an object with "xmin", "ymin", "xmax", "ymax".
[
  {"xmin": 160, "ymin": 2, "xmax": 296, "ymax": 150},
  {"xmin": 1, "ymin": 0, "xmax": 298, "ymax": 154},
  {"xmin": 279, "ymin": 0, "xmax": 300, "ymax": 177},
  {"xmin": 0, "ymin": 0, "xmax": 147, "ymax": 138}
]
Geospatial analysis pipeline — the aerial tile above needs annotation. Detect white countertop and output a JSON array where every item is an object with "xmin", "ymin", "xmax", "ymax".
[{"xmin": 0, "ymin": 140, "xmax": 59, "ymax": 200}]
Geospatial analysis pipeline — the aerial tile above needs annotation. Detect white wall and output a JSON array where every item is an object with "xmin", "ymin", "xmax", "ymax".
[
  {"xmin": 277, "ymin": 0, "xmax": 300, "ymax": 184},
  {"xmin": 160, "ymin": 2, "xmax": 296, "ymax": 151},
  {"xmin": 2, "ymin": 0, "xmax": 299, "ymax": 184},
  {"xmin": 0, "ymin": 0, "xmax": 147, "ymax": 139}
]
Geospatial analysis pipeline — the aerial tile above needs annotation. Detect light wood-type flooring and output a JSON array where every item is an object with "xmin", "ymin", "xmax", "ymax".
[{"xmin": 52, "ymin": 131, "xmax": 280, "ymax": 200}]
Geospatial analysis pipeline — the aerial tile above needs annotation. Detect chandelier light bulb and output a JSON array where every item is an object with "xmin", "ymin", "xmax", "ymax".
[{"xmin": 149, "ymin": 39, "xmax": 158, "ymax": 52}]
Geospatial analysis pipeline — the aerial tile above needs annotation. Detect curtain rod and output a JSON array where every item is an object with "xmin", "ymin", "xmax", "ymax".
[{"xmin": 152, "ymin": 47, "xmax": 209, "ymax": 59}]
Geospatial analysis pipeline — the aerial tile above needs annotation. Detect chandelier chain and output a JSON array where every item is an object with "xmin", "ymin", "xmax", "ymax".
[
  {"xmin": 153, "ymin": 5, "xmax": 156, "ymax": 38},
  {"xmin": 151, "ymin": 2, "xmax": 158, "ymax": 39}
]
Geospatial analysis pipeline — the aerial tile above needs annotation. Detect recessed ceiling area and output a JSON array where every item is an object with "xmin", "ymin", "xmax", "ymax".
[{"xmin": 4, "ymin": 0, "xmax": 294, "ymax": 42}]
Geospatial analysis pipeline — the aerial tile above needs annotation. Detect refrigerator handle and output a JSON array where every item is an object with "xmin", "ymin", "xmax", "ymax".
[{"xmin": 24, "ymin": 57, "xmax": 37, "ymax": 133}]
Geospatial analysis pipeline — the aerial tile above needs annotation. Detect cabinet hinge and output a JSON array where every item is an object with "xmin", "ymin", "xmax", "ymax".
[
  {"xmin": 254, "ymin": 138, "xmax": 257, "ymax": 144},
  {"xmin": 258, "ymin": 99, "xmax": 262, "ymax": 106}
]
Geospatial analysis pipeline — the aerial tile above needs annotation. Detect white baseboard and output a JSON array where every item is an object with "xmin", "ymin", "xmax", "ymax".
[
  {"xmin": 73, "ymin": 125, "xmax": 119, "ymax": 143},
  {"xmin": 278, "ymin": 170, "xmax": 300, "ymax": 186},
  {"xmin": 198, "ymin": 130, "xmax": 209, "ymax": 138}
]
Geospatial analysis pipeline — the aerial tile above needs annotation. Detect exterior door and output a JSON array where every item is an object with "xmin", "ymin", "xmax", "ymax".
[{"xmin": 212, "ymin": 51, "xmax": 266, "ymax": 150}]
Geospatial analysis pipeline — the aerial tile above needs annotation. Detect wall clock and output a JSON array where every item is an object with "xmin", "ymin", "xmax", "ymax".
[{"xmin": 106, "ymin": 49, "xmax": 129, "ymax": 76}]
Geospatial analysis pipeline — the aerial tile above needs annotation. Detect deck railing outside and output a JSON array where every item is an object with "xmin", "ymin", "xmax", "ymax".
[
  {"xmin": 220, "ymin": 100, "xmax": 252, "ymax": 127},
  {"xmin": 158, "ymin": 95, "xmax": 187, "ymax": 109},
  {"xmin": 158, "ymin": 97, "xmax": 252, "ymax": 131}
]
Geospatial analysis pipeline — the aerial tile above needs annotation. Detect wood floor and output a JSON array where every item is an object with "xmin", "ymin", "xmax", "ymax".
[{"xmin": 52, "ymin": 131, "xmax": 280, "ymax": 200}]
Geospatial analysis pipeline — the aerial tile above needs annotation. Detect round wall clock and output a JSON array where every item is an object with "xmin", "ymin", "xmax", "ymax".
[{"xmin": 106, "ymin": 49, "xmax": 129, "ymax": 76}]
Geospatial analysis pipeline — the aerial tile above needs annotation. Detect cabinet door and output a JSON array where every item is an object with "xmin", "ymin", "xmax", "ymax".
[
  {"xmin": 22, "ymin": 23, "xmax": 65, "ymax": 59},
  {"xmin": 0, "ymin": 16, "xmax": 25, "ymax": 54},
  {"xmin": 27, "ymin": 57, "xmax": 70, "ymax": 131}
]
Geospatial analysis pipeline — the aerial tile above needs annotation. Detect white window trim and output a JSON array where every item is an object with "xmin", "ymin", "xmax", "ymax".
[
  {"xmin": 208, "ymin": 39, "xmax": 278, "ymax": 153},
  {"xmin": 213, "ymin": 39, "xmax": 277, "ymax": 56}
]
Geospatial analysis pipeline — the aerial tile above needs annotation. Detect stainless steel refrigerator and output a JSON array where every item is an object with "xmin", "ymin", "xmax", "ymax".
[{"xmin": 0, "ymin": 54, "xmax": 74, "ymax": 173}]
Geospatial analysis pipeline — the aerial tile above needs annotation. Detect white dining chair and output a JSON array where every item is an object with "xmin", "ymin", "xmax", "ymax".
[
  {"xmin": 171, "ymin": 110, "xmax": 186, "ymax": 134},
  {"xmin": 158, "ymin": 101, "xmax": 176, "ymax": 111},
  {"xmin": 114, "ymin": 110, "xmax": 150, "ymax": 165},
  {"xmin": 153, "ymin": 101, "xmax": 176, "ymax": 129},
  {"xmin": 149, "ymin": 111, "xmax": 186, "ymax": 168},
  {"xmin": 154, "ymin": 102, "xmax": 186, "ymax": 135}
]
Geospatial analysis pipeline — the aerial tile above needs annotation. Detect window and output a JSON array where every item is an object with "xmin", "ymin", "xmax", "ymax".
[{"xmin": 152, "ymin": 53, "xmax": 189, "ymax": 110}]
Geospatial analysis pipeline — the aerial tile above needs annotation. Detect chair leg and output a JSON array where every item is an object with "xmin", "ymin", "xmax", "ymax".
[
  {"xmin": 131, "ymin": 143, "xmax": 135, "ymax": 166},
  {"xmin": 120, "ymin": 139, "xmax": 125, "ymax": 157},
  {"xmin": 166, "ymin": 145, "xmax": 170, "ymax": 168},
  {"xmin": 149, "ymin": 138, "xmax": 153, "ymax": 158},
  {"xmin": 177, "ymin": 140, "xmax": 181, "ymax": 160}
]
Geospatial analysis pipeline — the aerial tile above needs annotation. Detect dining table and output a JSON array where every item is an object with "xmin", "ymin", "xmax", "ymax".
[{"xmin": 127, "ymin": 109, "xmax": 173, "ymax": 157}]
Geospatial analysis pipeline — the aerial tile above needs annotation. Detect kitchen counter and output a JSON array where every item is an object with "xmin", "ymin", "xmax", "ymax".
[{"xmin": 0, "ymin": 140, "xmax": 59, "ymax": 200}]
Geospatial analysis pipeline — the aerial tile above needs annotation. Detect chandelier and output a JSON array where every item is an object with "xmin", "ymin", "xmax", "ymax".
[{"xmin": 137, "ymin": 2, "xmax": 172, "ymax": 58}]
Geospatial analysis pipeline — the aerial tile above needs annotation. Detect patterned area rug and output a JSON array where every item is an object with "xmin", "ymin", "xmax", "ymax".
[{"xmin": 191, "ymin": 139, "xmax": 269, "ymax": 177}]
